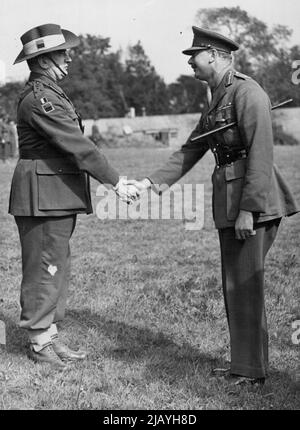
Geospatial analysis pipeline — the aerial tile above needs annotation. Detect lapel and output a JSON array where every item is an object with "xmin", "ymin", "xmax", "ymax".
[{"xmin": 207, "ymin": 68, "xmax": 234, "ymax": 114}]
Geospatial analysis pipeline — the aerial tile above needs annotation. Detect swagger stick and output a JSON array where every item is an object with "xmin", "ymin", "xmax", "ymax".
[{"xmin": 190, "ymin": 99, "xmax": 293, "ymax": 143}]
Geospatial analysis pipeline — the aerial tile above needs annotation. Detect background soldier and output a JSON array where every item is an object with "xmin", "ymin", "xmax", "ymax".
[
  {"xmin": 90, "ymin": 118, "xmax": 105, "ymax": 148},
  {"xmin": 7, "ymin": 117, "xmax": 18, "ymax": 158},
  {"xmin": 10, "ymin": 23, "xmax": 136, "ymax": 369},
  {"xmin": 0, "ymin": 111, "xmax": 10, "ymax": 163},
  {"xmin": 127, "ymin": 27, "xmax": 299, "ymax": 385}
]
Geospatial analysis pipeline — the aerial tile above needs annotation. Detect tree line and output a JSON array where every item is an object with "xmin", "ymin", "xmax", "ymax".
[{"xmin": 1, "ymin": 7, "xmax": 300, "ymax": 121}]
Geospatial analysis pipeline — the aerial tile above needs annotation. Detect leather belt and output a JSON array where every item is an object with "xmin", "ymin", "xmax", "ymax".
[{"xmin": 212, "ymin": 148, "xmax": 247, "ymax": 167}]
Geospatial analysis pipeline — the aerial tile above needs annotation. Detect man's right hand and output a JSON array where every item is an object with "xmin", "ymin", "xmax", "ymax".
[
  {"xmin": 125, "ymin": 178, "xmax": 152, "ymax": 194},
  {"xmin": 114, "ymin": 178, "xmax": 151, "ymax": 204},
  {"xmin": 114, "ymin": 177, "xmax": 140, "ymax": 204},
  {"xmin": 235, "ymin": 210, "xmax": 256, "ymax": 240}
]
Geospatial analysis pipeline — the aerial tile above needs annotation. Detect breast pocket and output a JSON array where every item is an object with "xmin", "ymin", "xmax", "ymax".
[
  {"xmin": 215, "ymin": 104, "xmax": 240, "ymax": 146},
  {"xmin": 215, "ymin": 104, "xmax": 235, "ymax": 123},
  {"xmin": 225, "ymin": 159, "xmax": 246, "ymax": 221},
  {"xmin": 36, "ymin": 158, "xmax": 88, "ymax": 210}
]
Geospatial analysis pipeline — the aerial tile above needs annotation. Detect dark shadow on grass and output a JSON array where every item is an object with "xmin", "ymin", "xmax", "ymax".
[
  {"xmin": 0, "ymin": 312, "xmax": 27, "ymax": 356},
  {"xmin": 66, "ymin": 308, "xmax": 227, "ymax": 385},
  {"xmin": 1, "ymin": 308, "xmax": 298, "ymax": 407},
  {"xmin": 66, "ymin": 308, "xmax": 300, "ymax": 403}
]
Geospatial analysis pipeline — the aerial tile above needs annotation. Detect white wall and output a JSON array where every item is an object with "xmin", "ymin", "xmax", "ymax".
[
  {"xmin": 0, "ymin": 60, "xmax": 6, "ymax": 86},
  {"xmin": 83, "ymin": 109, "xmax": 300, "ymax": 148}
]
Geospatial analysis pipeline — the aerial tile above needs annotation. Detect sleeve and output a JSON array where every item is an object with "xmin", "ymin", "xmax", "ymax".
[
  {"xmin": 148, "ymin": 121, "xmax": 209, "ymax": 192},
  {"xmin": 30, "ymin": 94, "xmax": 120, "ymax": 186},
  {"xmin": 235, "ymin": 82, "xmax": 274, "ymax": 213}
]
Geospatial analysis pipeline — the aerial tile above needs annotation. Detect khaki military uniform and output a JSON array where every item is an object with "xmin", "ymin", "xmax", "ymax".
[
  {"xmin": 9, "ymin": 73, "xmax": 120, "ymax": 345},
  {"xmin": 10, "ymin": 72, "xmax": 119, "ymax": 216},
  {"xmin": 149, "ymin": 69, "xmax": 299, "ymax": 378}
]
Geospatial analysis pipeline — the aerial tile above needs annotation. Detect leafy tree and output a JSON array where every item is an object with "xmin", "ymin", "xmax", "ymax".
[
  {"xmin": 61, "ymin": 34, "xmax": 126, "ymax": 118},
  {"xmin": 195, "ymin": 7, "xmax": 291, "ymax": 75},
  {"xmin": 61, "ymin": 36, "xmax": 171, "ymax": 117},
  {"xmin": 0, "ymin": 81, "xmax": 24, "ymax": 121},
  {"xmin": 258, "ymin": 48, "xmax": 300, "ymax": 106},
  {"xmin": 123, "ymin": 41, "xmax": 170, "ymax": 116},
  {"xmin": 168, "ymin": 75, "xmax": 207, "ymax": 114}
]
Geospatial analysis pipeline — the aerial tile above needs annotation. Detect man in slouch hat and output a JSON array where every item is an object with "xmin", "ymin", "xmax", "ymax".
[{"xmin": 10, "ymin": 23, "xmax": 136, "ymax": 368}]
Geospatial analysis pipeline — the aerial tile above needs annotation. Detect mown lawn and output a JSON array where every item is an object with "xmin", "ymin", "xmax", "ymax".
[{"xmin": 0, "ymin": 145, "xmax": 299, "ymax": 410}]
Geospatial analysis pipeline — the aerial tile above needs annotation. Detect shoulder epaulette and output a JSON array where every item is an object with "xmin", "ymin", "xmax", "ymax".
[
  {"xmin": 32, "ymin": 80, "xmax": 45, "ymax": 98},
  {"xmin": 234, "ymin": 71, "xmax": 250, "ymax": 80},
  {"xmin": 225, "ymin": 70, "xmax": 235, "ymax": 87}
]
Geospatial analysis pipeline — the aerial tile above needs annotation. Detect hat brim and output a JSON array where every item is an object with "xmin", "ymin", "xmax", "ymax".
[
  {"xmin": 14, "ymin": 29, "xmax": 80, "ymax": 64},
  {"xmin": 182, "ymin": 46, "xmax": 209, "ymax": 56}
]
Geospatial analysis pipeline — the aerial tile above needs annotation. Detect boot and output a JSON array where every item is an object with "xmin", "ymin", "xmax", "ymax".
[
  {"xmin": 28, "ymin": 344, "xmax": 66, "ymax": 369},
  {"xmin": 52, "ymin": 338, "xmax": 87, "ymax": 362}
]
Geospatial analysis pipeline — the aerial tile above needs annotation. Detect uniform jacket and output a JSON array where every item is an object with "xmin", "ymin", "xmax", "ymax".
[
  {"xmin": 9, "ymin": 73, "xmax": 120, "ymax": 216},
  {"xmin": 149, "ymin": 69, "xmax": 299, "ymax": 229}
]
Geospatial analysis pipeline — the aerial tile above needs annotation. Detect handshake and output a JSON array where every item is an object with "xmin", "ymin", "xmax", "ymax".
[{"xmin": 113, "ymin": 177, "xmax": 152, "ymax": 204}]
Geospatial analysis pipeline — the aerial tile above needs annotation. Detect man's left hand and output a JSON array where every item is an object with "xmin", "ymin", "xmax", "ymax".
[
  {"xmin": 114, "ymin": 177, "xmax": 140, "ymax": 204},
  {"xmin": 235, "ymin": 210, "xmax": 256, "ymax": 240}
]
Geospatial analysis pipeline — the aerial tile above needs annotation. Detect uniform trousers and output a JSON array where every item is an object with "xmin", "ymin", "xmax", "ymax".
[
  {"xmin": 218, "ymin": 218, "xmax": 281, "ymax": 378},
  {"xmin": 15, "ymin": 215, "xmax": 77, "ymax": 350}
]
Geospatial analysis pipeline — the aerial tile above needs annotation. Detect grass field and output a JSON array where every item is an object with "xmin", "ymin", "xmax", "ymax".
[{"xmin": 0, "ymin": 146, "xmax": 299, "ymax": 410}]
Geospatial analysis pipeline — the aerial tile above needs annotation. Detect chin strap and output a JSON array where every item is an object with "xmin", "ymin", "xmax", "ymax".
[{"xmin": 48, "ymin": 56, "xmax": 67, "ymax": 77}]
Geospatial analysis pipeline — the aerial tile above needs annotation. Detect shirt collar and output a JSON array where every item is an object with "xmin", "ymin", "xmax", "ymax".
[{"xmin": 29, "ymin": 72, "xmax": 63, "ymax": 93}]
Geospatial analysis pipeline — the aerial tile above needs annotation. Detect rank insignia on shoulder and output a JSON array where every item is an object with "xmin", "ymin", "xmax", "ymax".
[
  {"xmin": 225, "ymin": 70, "xmax": 234, "ymax": 87},
  {"xmin": 40, "ymin": 97, "xmax": 55, "ymax": 113},
  {"xmin": 234, "ymin": 71, "xmax": 248, "ymax": 80}
]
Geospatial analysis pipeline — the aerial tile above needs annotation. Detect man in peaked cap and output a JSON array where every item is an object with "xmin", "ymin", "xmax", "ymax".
[
  {"xmin": 126, "ymin": 26, "xmax": 299, "ymax": 385},
  {"xmin": 10, "ymin": 23, "xmax": 137, "ymax": 369}
]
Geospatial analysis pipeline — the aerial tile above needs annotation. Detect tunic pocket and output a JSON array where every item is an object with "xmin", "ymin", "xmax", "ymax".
[{"xmin": 36, "ymin": 158, "xmax": 88, "ymax": 210}]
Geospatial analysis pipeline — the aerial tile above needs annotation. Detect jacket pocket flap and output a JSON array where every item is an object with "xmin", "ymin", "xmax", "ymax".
[
  {"xmin": 225, "ymin": 159, "xmax": 246, "ymax": 181},
  {"xmin": 36, "ymin": 158, "xmax": 81, "ymax": 175},
  {"xmin": 214, "ymin": 111, "xmax": 226, "ymax": 123}
]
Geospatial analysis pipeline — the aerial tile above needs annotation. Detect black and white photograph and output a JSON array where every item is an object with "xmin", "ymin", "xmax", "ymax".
[{"xmin": 0, "ymin": 0, "xmax": 299, "ymax": 412}]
